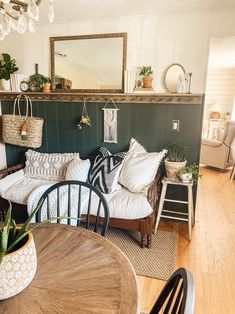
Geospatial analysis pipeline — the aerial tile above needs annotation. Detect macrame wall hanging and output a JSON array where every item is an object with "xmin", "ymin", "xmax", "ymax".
[
  {"xmin": 102, "ymin": 98, "xmax": 119, "ymax": 143},
  {"xmin": 77, "ymin": 100, "xmax": 91, "ymax": 130}
]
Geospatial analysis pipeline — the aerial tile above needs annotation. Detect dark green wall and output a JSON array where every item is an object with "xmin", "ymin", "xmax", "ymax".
[
  {"xmin": 1, "ymin": 100, "xmax": 204, "ymax": 167},
  {"xmin": 1, "ymin": 99, "xmax": 204, "ymax": 213}
]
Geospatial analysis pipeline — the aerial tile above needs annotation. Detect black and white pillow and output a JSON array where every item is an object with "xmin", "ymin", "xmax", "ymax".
[{"xmin": 89, "ymin": 147, "xmax": 126, "ymax": 194}]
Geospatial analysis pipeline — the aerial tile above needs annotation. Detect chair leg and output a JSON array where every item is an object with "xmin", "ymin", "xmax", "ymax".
[
  {"xmin": 154, "ymin": 182, "xmax": 167, "ymax": 234},
  {"xmin": 140, "ymin": 234, "xmax": 146, "ymax": 248},
  {"xmin": 140, "ymin": 220, "xmax": 147, "ymax": 248},
  {"xmin": 147, "ymin": 234, "xmax": 152, "ymax": 248},
  {"xmin": 146, "ymin": 216, "xmax": 153, "ymax": 248},
  {"xmin": 187, "ymin": 185, "xmax": 193, "ymax": 241}
]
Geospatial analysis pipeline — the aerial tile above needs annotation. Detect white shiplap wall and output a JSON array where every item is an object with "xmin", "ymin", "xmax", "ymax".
[{"xmin": 205, "ymin": 68, "xmax": 235, "ymax": 117}]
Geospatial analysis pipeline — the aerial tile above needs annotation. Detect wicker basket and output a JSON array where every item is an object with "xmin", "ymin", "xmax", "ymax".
[{"xmin": 2, "ymin": 95, "xmax": 44, "ymax": 148}]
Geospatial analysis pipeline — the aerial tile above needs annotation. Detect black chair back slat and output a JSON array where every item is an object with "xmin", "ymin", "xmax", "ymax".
[
  {"xmin": 47, "ymin": 196, "xmax": 50, "ymax": 220},
  {"xmin": 149, "ymin": 268, "xmax": 195, "ymax": 314},
  {"xmin": 86, "ymin": 189, "xmax": 92, "ymax": 229},
  {"xmin": 172, "ymin": 281, "xmax": 184, "ymax": 313},
  {"xmin": 35, "ymin": 180, "xmax": 110, "ymax": 236},
  {"xmin": 57, "ymin": 187, "xmax": 60, "ymax": 223},
  {"xmin": 94, "ymin": 199, "xmax": 102, "ymax": 233},
  {"xmin": 68, "ymin": 184, "xmax": 71, "ymax": 225},
  {"xmin": 163, "ymin": 276, "xmax": 181, "ymax": 314},
  {"xmin": 77, "ymin": 185, "xmax": 82, "ymax": 226}
]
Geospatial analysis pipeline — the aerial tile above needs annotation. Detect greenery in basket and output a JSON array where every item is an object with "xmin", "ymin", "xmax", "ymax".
[
  {"xmin": 0, "ymin": 53, "xmax": 19, "ymax": 80},
  {"xmin": 77, "ymin": 115, "xmax": 92, "ymax": 129},
  {"xmin": 0, "ymin": 201, "xmax": 77, "ymax": 265},
  {"xmin": 176, "ymin": 164, "xmax": 202, "ymax": 184},
  {"xmin": 138, "ymin": 66, "xmax": 153, "ymax": 77},
  {"xmin": 166, "ymin": 143, "xmax": 189, "ymax": 162}
]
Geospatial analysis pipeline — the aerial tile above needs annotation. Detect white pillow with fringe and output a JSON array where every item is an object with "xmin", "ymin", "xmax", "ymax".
[{"xmin": 119, "ymin": 138, "xmax": 167, "ymax": 193}]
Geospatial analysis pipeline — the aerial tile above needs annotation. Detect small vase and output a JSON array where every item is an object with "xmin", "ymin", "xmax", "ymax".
[
  {"xmin": 180, "ymin": 172, "xmax": 193, "ymax": 183},
  {"xmin": 143, "ymin": 76, "xmax": 153, "ymax": 88},
  {"xmin": 0, "ymin": 232, "xmax": 37, "ymax": 300},
  {"xmin": 42, "ymin": 83, "xmax": 51, "ymax": 93},
  {"xmin": 0, "ymin": 79, "xmax": 11, "ymax": 91}
]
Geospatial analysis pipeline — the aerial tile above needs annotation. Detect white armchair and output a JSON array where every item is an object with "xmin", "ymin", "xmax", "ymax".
[{"xmin": 200, "ymin": 121, "xmax": 235, "ymax": 170}]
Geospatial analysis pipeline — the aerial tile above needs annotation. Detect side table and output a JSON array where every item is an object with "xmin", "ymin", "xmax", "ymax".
[{"xmin": 154, "ymin": 177, "xmax": 194, "ymax": 240}]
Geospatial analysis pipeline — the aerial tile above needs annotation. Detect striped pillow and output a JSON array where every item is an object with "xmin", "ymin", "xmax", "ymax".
[
  {"xmin": 24, "ymin": 150, "xmax": 80, "ymax": 181},
  {"xmin": 88, "ymin": 147, "xmax": 126, "ymax": 194}
]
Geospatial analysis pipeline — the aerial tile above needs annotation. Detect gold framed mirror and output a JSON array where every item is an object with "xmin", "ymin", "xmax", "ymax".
[
  {"xmin": 164, "ymin": 63, "xmax": 186, "ymax": 93},
  {"xmin": 50, "ymin": 33, "xmax": 127, "ymax": 93}
]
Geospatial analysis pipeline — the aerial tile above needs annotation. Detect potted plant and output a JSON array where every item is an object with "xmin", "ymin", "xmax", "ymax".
[
  {"xmin": 176, "ymin": 164, "xmax": 202, "ymax": 183},
  {"xmin": 0, "ymin": 201, "xmax": 72, "ymax": 300},
  {"xmin": 0, "ymin": 53, "xmax": 19, "ymax": 90},
  {"xmin": 42, "ymin": 77, "xmax": 51, "ymax": 93},
  {"xmin": 165, "ymin": 143, "xmax": 189, "ymax": 179},
  {"xmin": 139, "ymin": 66, "xmax": 153, "ymax": 88}
]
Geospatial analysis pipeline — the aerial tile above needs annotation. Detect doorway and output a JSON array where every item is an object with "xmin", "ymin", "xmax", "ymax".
[{"xmin": 202, "ymin": 36, "xmax": 235, "ymax": 140}]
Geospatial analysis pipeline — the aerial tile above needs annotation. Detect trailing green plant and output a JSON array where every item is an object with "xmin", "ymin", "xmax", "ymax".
[
  {"xmin": 166, "ymin": 143, "xmax": 189, "ymax": 162},
  {"xmin": 0, "ymin": 201, "xmax": 76, "ymax": 265},
  {"xmin": 138, "ymin": 66, "xmax": 153, "ymax": 76},
  {"xmin": 0, "ymin": 53, "xmax": 19, "ymax": 80},
  {"xmin": 176, "ymin": 163, "xmax": 202, "ymax": 183}
]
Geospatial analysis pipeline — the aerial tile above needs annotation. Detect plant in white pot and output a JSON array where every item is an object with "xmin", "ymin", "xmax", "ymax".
[
  {"xmin": 0, "ymin": 201, "xmax": 71, "ymax": 300},
  {"xmin": 0, "ymin": 53, "xmax": 19, "ymax": 91},
  {"xmin": 165, "ymin": 143, "xmax": 189, "ymax": 179},
  {"xmin": 176, "ymin": 164, "xmax": 202, "ymax": 184}
]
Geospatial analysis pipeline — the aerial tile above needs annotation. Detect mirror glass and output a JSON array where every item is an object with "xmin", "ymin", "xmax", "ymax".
[
  {"xmin": 50, "ymin": 33, "xmax": 127, "ymax": 93},
  {"xmin": 164, "ymin": 63, "xmax": 185, "ymax": 93}
]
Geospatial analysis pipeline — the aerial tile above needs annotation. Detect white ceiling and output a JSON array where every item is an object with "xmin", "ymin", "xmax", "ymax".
[{"xmin": 39, "ymin": 0, "xmax": 235, "ymax": 23}]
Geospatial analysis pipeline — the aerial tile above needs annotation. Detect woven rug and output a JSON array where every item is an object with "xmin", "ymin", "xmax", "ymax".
[{"xmin": 106, "ymin": 228, "xmax": 178, "ymax": 281}]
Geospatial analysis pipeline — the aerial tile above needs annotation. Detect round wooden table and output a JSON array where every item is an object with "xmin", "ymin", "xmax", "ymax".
[{"xmin": 1, "ymin": 224, "xmax": 140, "ymax": 314}]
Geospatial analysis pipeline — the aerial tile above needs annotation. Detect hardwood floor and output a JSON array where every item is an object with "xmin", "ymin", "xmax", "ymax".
[{"xmin": 138, "ymin": 166, "xmax": 235, "ymax": 314}]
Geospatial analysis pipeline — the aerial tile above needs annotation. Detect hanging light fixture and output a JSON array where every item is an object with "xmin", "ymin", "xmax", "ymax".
[{"xmin": 0, "ymin": 0, "xmax": 54, "ymax": 40}]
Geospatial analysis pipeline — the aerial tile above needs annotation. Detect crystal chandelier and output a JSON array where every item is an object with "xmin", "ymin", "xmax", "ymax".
[{"xmin": 0, "ymin": 0, "xmax": 54, "ymax": 40}]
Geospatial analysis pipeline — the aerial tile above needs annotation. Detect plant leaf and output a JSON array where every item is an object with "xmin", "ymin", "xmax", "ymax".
[
  {"xmin": 6, "ymin": 216, "xmax": 80, "ymax": 253},
  {"xmin": 17, "ymin": 198, "xmax": 44, "ymax": 237},
  {"xmin": 1, "ymin": 202, "xmax": 12, "ymax": 252},
  {"xmin": 8, "ymin": 219, "xmax": 17, "ymax": 247}
]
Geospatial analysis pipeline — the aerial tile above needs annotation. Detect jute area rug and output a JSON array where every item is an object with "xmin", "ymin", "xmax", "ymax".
[{"xmin": 106, "ymin": 228, "xmax": 178, "ymax": 281}]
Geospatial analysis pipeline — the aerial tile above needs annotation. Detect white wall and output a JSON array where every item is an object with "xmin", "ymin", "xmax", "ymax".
[
  {"xmin": 0, "ymin": 10, "xmax": 235, "ymax": 93},
  {"xmin": 205, "ymin": 67, "xmax": 235, "ymax": 118}
]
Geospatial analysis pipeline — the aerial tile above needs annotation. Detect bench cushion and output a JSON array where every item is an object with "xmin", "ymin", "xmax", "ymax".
[
  {"xmin": 0, "ymin": 171, "xmax": 56, "ymax": 205},
  {"xmin": 27, "ymin": 184, "xmax": 153, "ymax": 221},
  {"xmin": 0, "ymin": 170, "xmax": 153, "ymax": 220}
]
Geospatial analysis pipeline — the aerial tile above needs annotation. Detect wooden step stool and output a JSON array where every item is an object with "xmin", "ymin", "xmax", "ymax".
[{"xmin": 154, "ymin": 177, "xmax": 194, "ymax": 240}]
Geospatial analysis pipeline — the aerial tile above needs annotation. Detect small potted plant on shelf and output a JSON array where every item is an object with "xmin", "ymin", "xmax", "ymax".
[
  {"xmin": 165, "ymin": 143, "xmax": 189, "ymax": 179},
  {"xmin": 176, "ymin": 163, "xmax": 202, "ymax": 184},
  {"xmin": 42, "ymin": 77, "xmax": 51, "ymax": 93},
  {"xmin": 0, "ymin": 201, "xmax": 75, "ymax": 300},
  {"xmin": 138, "ymin": 66, "xmax": 153, "ymax": 88},
  {"xmin": 0, "ymin": 53, "xmax": 19, "ymax": 91}
]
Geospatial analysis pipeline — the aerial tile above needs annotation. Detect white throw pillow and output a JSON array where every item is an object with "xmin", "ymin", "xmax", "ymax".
[
  {"xmin": 24, "ymin": 150, "xmax": 80, "ymax": 181},
  {"xmin": 66, "ymin": 158, "xmax": 91, "ymax": 182},
  {"xmin": 119, "ymin": 138, "xmax": 167, "ymax": 193}
]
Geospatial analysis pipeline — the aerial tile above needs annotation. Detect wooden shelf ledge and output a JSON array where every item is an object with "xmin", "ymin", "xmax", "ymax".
[{"xmin": 0, "ymin": 91, "xmax": 204, "ymax": 105}]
